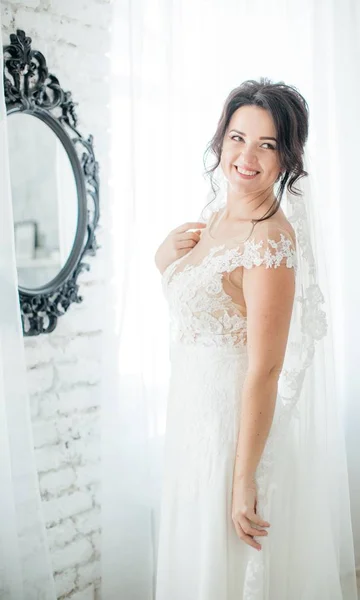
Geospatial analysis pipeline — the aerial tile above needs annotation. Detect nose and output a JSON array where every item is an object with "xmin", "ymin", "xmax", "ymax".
[
  {"xmin": 240, "ymin": 144, "xmax": 257, "ymax": 160},
  {"xmin": 237, "ymin": 144, "xmax": 258, "ymax": 168}
]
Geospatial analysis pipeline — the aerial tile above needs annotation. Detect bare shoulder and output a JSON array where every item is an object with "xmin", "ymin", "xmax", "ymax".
[{"xmin": 260, "ymin": 209, "xmax": 296, "ymax": 246}]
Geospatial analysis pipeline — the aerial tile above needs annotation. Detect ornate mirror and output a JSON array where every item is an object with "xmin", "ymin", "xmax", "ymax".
[{"xmin": 3, "ymin": 29, "xmax": 100, "ymax": 335}]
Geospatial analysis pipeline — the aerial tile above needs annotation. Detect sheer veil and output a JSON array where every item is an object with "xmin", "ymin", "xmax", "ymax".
[{"xmin": 199, "ymin": 155, "xmax": 358, "ymax": 598}]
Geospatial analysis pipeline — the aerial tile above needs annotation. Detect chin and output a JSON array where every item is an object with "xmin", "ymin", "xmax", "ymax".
[{"xmin": 229, "ymin": 176, "xmax": 260, "ymax": 190}]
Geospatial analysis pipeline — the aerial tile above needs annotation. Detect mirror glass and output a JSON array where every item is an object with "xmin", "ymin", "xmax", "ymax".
[{"xmin": 7, "ymin": 112, "xmax": 78, "ymax": 289}]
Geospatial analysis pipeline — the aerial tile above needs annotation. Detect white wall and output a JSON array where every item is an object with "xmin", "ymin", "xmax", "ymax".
[{"xmin": 1, "ymin": 2, "xmax": 111, "ymax": 598}]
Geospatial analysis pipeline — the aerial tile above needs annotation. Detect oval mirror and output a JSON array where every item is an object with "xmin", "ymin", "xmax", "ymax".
[
  {"xmin": 3, "ymin": 29, "xmax": 100, "ymax": 336},
  {"xmin": 8, "ymin": 112, "xmax": 78, "ymax": 289}
]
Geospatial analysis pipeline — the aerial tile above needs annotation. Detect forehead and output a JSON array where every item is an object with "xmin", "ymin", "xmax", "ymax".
[{"xmin": 227, "ymin": 105, "xmax": 276, "ymax": 136}]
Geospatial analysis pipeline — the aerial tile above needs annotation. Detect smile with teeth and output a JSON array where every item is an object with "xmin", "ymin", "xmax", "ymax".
[{"xmin": 236, "ymin": 166, "xmax": 259, "ymax": 176}]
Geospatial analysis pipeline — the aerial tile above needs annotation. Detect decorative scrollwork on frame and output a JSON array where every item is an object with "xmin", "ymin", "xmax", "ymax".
[{"xmin": 3, "ymin": 29, "xmax": 100, "ymax": 335}]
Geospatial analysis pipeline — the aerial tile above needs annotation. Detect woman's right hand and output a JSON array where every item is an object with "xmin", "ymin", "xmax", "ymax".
[{"xmin": 154, "ymin": 221, "xmax": 207, "ymax": 275}]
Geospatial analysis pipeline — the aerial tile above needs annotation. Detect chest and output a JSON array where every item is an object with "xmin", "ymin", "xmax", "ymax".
[{"xmin": 162, "ymin": 243, "xmax": 248, "ymax": 319}]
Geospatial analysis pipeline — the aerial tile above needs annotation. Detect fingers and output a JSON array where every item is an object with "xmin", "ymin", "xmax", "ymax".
[
  {"xmin": 248, "ymin": 512, "xmax": 271, "ymax": 529},
  {"xmin": 176, "ymin": 231, "xmax": 202, "ymax": 243},
  {"xmin": 173, "ymin": 221, "xmax": 207, "ymax": 233},
  {"xmin": 238, "ymin": 517, "xmax": 268, "ymax": 536},
  {"xmin": 174, "ymin": 231, "xmax": 202, "ymax": 250},
  {"xmin": 177, "ymin": 240, "xmax": 198, "ymax": 250},
  {"xmin": 240, "ymin": 508, "xmax": 270, "ymax": 535},
  {"xmin": 238, "ymin": 516, "xmax": 269, "ymax": 537},
  {"xmin": 233, "ymin": 520, "xmax": 262, "ymax": 551}
]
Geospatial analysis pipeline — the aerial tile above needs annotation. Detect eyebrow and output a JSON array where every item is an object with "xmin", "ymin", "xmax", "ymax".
[{"xmin": 229, "ymin": 129, "xmax": 278, "ymax": 142}]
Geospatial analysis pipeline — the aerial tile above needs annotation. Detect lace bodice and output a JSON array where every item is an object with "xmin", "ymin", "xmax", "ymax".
[{"xmin": 161, "ymin": 211, "xmax": 297, "ymax": 349}]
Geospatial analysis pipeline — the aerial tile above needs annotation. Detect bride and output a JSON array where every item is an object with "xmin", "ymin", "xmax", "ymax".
[{"xmin": 154, "ymin": 78, "xmax": 357, "ymax": 599}]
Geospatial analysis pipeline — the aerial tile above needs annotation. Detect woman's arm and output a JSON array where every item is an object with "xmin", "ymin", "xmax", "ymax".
[{"xmin": 233, "ymin": 260, "xmax": 296, "ymax": 482}]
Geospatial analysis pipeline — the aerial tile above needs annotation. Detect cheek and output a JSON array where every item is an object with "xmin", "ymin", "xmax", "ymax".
[
  {"xmin": 220, "ymin": 149, "xmax": 232, "ymax": 171},
  {"xmin": 221, "ymin": 146, "xmax": 236, "ymax": 166},
  {"xmin": 264, "ymin": 154, "xmax": 281, "ymax": 175}
]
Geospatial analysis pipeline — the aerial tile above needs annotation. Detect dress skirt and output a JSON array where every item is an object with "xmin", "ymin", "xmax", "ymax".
[{"xmin": 154, "ymin": 341, "xmax": 354, "ymax": 600}]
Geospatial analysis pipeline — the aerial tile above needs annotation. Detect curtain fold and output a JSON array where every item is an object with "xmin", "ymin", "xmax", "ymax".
[
  {"xmin": 0, "ymin": 19, "xmax": 56, "ymax": 600},
  {"xmin": 101, "ymin": 1, "xmax": 360, "ymax": 597}
]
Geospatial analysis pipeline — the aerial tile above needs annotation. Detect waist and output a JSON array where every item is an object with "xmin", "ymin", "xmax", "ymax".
[{"xmin": 170, "ymin": 336, "xmax": 249, "ymax": 359}]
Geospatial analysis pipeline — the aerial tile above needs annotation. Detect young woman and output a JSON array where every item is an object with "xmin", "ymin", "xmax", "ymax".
[{"xmin": 154, "ymin": 79, "xmax": 357, "ymax": 599}]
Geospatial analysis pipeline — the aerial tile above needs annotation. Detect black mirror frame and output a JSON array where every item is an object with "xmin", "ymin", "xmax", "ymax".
[{"xmin": 3, "ymin": 29, "xmax": 100, "ymax": 336}]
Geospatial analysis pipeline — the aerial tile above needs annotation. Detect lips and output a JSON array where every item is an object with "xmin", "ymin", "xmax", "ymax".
[
  {"xmin": 235, "ymin": 165, "xmax": 260, "ymax": 175},
  {"xmin": 233, "ymin": 165, "xmax": 260, "ymax": 180}
]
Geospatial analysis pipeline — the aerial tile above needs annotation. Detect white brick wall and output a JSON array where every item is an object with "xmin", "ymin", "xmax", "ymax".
[{"xmin": 1, "ymin": 1, "xmax": 112, "ymax": 598}]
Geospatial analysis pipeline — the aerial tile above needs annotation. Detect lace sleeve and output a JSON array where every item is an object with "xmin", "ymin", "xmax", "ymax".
[{"xmin": 239, "ymin": 223, "xmax": 297, "ymax": 271}]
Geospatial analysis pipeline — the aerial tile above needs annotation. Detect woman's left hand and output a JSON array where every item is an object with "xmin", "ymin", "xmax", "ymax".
[{"xmin": 231, "ymin": 475, "xmax": 270, "ymax": 551}]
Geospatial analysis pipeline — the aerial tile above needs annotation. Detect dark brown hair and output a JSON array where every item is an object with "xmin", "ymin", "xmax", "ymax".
[{"xmin": 202, "ymin": 77, "xmax": 309, "ymax": 222}]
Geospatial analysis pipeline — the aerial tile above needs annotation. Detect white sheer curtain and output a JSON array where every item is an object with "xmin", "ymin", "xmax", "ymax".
[
  {"xmin": 101, "ymin": 0, "xmax": 360, "ymax": 597},
  {"xmin": 0, "ymin": 22, "xmax": 56, "ymax": 600}
]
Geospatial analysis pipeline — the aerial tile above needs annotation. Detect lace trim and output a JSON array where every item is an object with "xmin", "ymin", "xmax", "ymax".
[
  {"xmin": 162, "ymin": 232, "xmax": 297, "ymax": 291},
  {"xmin": 240, "ymin": 233, "xmax": 297, "ymax": 270},
  {"xmin": 160, "ymin": 233, "xmax": 297, "ymax": 353}
]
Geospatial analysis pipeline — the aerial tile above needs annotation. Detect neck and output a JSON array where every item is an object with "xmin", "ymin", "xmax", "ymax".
[{"xmin": 224, "ymin": 185, "xmax": 277, "ymax": 221}]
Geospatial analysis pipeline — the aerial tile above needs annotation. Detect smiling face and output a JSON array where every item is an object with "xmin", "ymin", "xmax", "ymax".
[{"xmin": 220, "ymin": 105, "xmax": 282, "ymax": 194}]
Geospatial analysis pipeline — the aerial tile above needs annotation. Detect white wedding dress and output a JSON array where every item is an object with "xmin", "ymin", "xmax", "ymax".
[{"xmin": 155, "ymin": 207, "xmax": 358, "ymax": 600}]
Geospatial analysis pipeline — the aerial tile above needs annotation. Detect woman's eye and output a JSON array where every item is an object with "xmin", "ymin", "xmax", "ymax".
[{"xmin": 230, "ymin": 136, "xmax": 276, "ymax": 150}]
